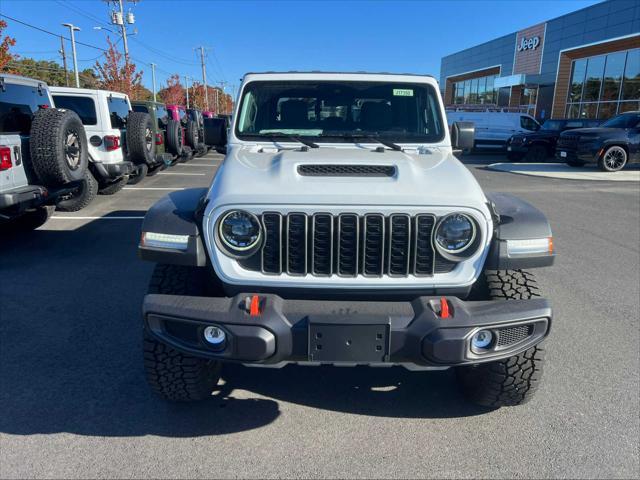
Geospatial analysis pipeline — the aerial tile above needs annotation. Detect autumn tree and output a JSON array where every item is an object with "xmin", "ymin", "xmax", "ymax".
[
  {"xmin": 0, "ymin": 19, "xmax": 17, "ymax": 71},
  {"xmin": 189, "ymin": 82, "xmax": 233, "ymax": 114},
  {"xmin": 94, "ymin": 37, "xmax": 144, "ymax": 98},
  {"xmin": 158, "ymin": 74, "xmax": 185, "ymax": 105}
]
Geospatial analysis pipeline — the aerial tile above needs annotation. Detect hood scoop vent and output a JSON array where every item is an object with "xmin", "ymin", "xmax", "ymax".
[{"xmin": 297, "ymin": 164, "xmax": 396, "ymax": 177}]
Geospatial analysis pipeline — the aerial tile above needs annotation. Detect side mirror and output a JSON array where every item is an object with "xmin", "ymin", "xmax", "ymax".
[
  {"xmin": 204, "ymin": 117, "xmax": 228, "ymax": 147},
  {"xmin": 451, "ymin": 121, "xmax": 474, "ymax": 152}
]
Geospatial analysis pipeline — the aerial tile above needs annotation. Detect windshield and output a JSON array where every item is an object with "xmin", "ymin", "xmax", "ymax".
[
  {"xmin": 235, "ymin": 80, "xmax": 445, "ymax": 143},
  {"xmin": 601, "ymin": 113, "xmax": 640, "ymax": 128},
  {"xmin": 541, "ymin": 120, "xmax": 564, "ymax": 131}
]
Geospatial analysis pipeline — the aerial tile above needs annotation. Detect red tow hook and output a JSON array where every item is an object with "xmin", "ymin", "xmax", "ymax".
[
  {"xmin": 439, "ymin": 297, "xmax": 450, "ymax": 319},
  {"xmin": 248, "ymin": 295, "xmax": 262, "ymax": 317}
]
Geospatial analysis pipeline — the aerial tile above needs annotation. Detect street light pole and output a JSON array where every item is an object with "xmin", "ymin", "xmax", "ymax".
[
  {"xmin": 150, "ymin": 63, "xmax": 157, "ymax": 102},
  {"xmin": 184, "ymin": 75, "xmax": 190, "ymax": 108},
  {"xmin": 62, "ymin": 23, "xmax": 81, "ymax": 88}
]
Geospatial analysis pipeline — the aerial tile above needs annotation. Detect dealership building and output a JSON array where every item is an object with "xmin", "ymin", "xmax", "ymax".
[{"xmin": 439, "ymin": 0, "xmax": 639, "ymax": 120}]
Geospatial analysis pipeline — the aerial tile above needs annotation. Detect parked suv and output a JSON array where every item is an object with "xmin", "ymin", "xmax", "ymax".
[
  {"xmin": 139, "ymin": 72, "xmax": 555, "ymax": 408},
  {"xmin": 556, "ymin": 111, "xmax": 640, "ymax": 171},
  {"xmin": 506, "ymin": 118, "xmax": 600, "ymax": 161},
  {"xmin": 51, "ymin": 87, "xmax": 136, "ymax": 206},
  {"xmin": 131, "ymin": 100, "xmax": 175, "ymax": 173},
  {"xmin": 1, "ymin": 74, "xmax": 88, "ymax": 230}
]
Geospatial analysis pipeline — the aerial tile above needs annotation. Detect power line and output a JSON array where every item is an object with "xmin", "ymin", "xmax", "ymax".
[
  {"xmin": 54, "ymin": 0, "xmax": 111, "ymax": 27},
  {"xmin": 130, "ymin": 37, "xmax": 198, "ymax": 66}
]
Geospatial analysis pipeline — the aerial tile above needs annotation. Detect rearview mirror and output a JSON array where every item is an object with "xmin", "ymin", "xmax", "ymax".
[
  {"xmin": 204, "ymin": 118, "xmax": 228, "ymax": 147},
  {"xmin": 451, "ymin": 121, "xmax": 474, "ymax": 152}
]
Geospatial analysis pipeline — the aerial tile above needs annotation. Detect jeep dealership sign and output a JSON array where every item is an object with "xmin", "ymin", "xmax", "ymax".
[{"xmin": 518, "ymin": 36, "xmax": 540, "ymax": 51}]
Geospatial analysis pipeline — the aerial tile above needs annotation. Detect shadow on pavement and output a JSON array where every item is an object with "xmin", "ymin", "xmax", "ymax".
[{"xmin": 1, "ymin": 212, "xmax": 488, "ymax": 440}]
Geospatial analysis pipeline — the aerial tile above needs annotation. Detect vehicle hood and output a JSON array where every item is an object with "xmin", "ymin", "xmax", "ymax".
[
  {"xmin": 207, "ymin": 145, "xmax": 487, "ymax": 209},
  {"xmin": 561, "ymin": 127, "xmax": 619, "ymax": 137}
]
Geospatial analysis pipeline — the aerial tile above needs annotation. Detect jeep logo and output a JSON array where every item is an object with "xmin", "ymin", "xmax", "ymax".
[{"xmin": 517, "ymin": 36, "xmax": 540, "ymax": 52}]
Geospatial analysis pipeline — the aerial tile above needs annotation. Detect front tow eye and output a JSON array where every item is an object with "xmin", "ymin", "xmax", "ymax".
[
  {"xmin": 244, "ymin": 295, "xmax": 263, "ymax": 317},
  {"xmin": 439, "ymin": 297, "xmax": 450, "ymax": 319}
]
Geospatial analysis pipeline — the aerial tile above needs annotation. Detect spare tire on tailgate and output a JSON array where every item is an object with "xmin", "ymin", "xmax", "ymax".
[
  {"xmin": 165, "ymin": 118, "xmax": 183, "ymax": 156},
  {"xmin": 185, "ymin": 119, "xmax": 200, "ymax": 148},
  {"xmin": 126, "ymin": 111, "xmax": 156, "ymax": 165},
  {"xmin": 29, "ymin": 108, "xmax": 88, "ymax": 187}
]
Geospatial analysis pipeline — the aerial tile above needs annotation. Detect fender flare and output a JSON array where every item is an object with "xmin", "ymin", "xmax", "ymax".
[
  {"xmin": 138, "ymin": 188, "xmax": 209, "ymax": 266},
  {"xmin": 485, "ymin": 192, "xmax": 555, "ymax": 269}
]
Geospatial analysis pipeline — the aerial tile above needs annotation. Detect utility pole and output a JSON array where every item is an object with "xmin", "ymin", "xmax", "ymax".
[
  {"xmin": 62, "ymin": 23, "xmax": 81, "ymax": 88},
  {"xmin": 150, "ymin": 63, "xmax": 157, "ymax": 102},
  {"xmin": 219, "ymin": 81, "xmax": 227, "ymax": 114},
  {"xmin": 59, "ymin": 36, "xmax": 69, "ymax": 87},
  {"xmin": 117, "ymin": 0, "xmax": 129, "ymax": 60},
  {"xmin": 184, "ymin": 75, "xmax": 191, "ymax": 108},
  {"xmin": 198, "ymin": 47, "xmax": 209, "ymax": 110}
]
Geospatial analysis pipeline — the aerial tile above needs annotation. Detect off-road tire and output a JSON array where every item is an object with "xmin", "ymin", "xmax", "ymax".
[
  {"xmin": 127, "ymin": 163, "xmax": 148, "ymax": 185},
  {"xmin": 56, "ymin": 169, "xmax": 98, "ymax": 212},
  {"xmin": 456, "ymin": 269, "xmax": 545, "ymax": 407},
  {"xmin": 126, "ymin": 111, "xmax": 156, "ymax": 165},
  {"xmin": 143, "ymin": 264, "xmax": 222, "ymax": 402},
  {"xmin": 98, "ymin": 175, "xmax": 129, "ymax": 195},
  {"xmin": 185, "ymin": 119, "xmax": 200, "ymax": 148},
  {"xmin": 29, "ymin": 108, "xmax": 88, "ymax": 186},
  {"xmin": 2, "ymin": 206, "xmax": 54, "ymax": 232},
  {"xmin": 166, "ymin": 119, "xmax": 183, "ymax": 156}
]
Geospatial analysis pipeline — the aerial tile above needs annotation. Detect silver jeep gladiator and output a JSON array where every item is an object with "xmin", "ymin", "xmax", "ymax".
[{"xmin": 138, "ymin": 72, "xmax": 555, "ymax": 407}]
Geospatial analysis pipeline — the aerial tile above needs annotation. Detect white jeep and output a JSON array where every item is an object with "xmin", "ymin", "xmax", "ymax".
[{"xmin": 138, "ymin": 72, "xmax": 555, "ymax": 408}]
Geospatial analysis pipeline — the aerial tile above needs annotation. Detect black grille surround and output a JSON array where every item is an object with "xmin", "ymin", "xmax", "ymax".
[
  {"xmin": 297, "ymin": 164, "xmax": 396, "ymax": 177},
  {"xmin": 254, "ymin": 212, "xmax": 462, "ymax": 278}
]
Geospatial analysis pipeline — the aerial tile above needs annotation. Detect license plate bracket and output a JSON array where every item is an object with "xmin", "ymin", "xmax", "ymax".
[{"xmin": 309, "ymin": 323, "xmax": 389, "ymax": 362}]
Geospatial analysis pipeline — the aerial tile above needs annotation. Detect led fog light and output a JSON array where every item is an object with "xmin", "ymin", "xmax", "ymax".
[
  {"xmin": 203, "ymin": 326, "xmax": 226, "ymax": 347},
  {"xmin": 471, "ymin": 329, "xmax": 493, "ymax": 351}
]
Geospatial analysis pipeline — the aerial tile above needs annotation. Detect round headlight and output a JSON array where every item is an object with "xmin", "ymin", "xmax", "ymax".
[
  {"xmin": 218, "ymin": 210, "xmax": 262, "ymax": 254},
  {"xmin": 435, "ymin": 213, "xmax": 476, "ymax": 254}
]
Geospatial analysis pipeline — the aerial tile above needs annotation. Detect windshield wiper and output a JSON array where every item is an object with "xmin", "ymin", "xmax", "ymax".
[
  {"xmin": 261, "ymin": 132, "xmax": 319, "ymax": 149},
  {"xmin": 321, "ymin": 132, "xmax": 403, "ymax": 151}
]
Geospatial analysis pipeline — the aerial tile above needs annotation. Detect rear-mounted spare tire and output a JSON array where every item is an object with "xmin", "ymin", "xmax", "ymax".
[
  {"xmin": 126, "ymin": 111, "xmax": 156, "ymax": 165},
  {"xmin": 166, "ymin": 118, "xmax": 183, "ymax": 156},
  {"xmin": 29, "ymin": 108, "xmax": 88, "ymax": 187},
  {"xmin": 185, "ymin": 119, "xmax": 200, "ymax": 148}
]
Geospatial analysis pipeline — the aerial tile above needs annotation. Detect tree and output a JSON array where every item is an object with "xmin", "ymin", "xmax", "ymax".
[
  {"xmin": 0, "ymin": 19, "xmax": 17, "ymax": 71},
  {"xmin": 94, "ymin": 36, "xmax": 143, "ymax": 98},
  {"xmin": 158, "ymin": 74, "xmax": 185, "ymax": 105},
  {"xmin": 189, "ymin": 82, "xmax": 233, "ymax": 114}
]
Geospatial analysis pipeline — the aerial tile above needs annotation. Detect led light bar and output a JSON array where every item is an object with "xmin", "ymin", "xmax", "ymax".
[
  {"xmin": 141, "ymin": 232, "xmax": 190, "ymax": 251},
  {"xmin": 506, "ymin": 237, "xmax": 553, "ymax": 256}
]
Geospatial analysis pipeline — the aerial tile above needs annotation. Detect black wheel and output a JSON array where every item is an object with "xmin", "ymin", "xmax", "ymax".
[
  {"xmin": 525, "ymin": 144, "xmax": 548, "ymax": 162},
  {"xmin": 143, "ymin": 264, "xmax": 222, "ymax": 402},
  {"xmin": 166, "ymin": 119, "xmax": 183, "ymax": 156},
  {"xmin": 126, "ymin": 111, "xmax": 156, "ymax": 165},
  {"xmin": 29, "ymin": 108, "xmax": 88, "ymax": 186},
  {"xmin": 456, "ymin": 270, "xmax": 545, "ymax": 407},
  {"xmin": 98, "ymin": 175, "xmax": 129, "ymax": 195},
  {"xmin": 598, "ymin": 145, "xmax": 627, "ymax": 172},
  {"xmin": 506, "ymin": 152, "xmax": 523, "ymax": 162},
  {"xmin": 1, "ymin": 206, "xmax": 54, "ymax": 232},
  {"xmin": 185, "ymin": 119, "xmax": 200, "ymax": 148},
  {"xmin": 56, "ymin": 169, "xmax": 98, "ymax": 212},
  {"xmin": 127, "ymin": 163, "xmax": 148, "ymax": 185}
]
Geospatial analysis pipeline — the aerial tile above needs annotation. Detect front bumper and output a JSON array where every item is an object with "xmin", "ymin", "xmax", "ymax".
[
  {"xmin": 93, "ymin": 160, "xmax": 134, "ymax": 180},
  {"xmin": 506, "ymin": 144, "xmax": 528, "ymax": 154},
  {"xmin": 143, "ymin": 293, "xmax": 551, "ymax": 368},
  {"xmin": 555, "ymin": 146, "xmax": 599, "ymax": 163}
]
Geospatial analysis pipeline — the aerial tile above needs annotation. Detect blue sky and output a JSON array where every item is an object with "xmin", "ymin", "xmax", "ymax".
[{"xmin": 2, "ymin": 0, "xmax": 601, "ymax": 95}]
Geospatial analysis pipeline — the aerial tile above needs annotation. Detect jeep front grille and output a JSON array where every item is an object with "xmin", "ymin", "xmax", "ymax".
[{"xmin": 257, "ymin": 212, "xmax": 455, "ymax": 277}]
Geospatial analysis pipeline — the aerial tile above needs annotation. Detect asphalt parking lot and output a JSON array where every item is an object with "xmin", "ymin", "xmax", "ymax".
[{"xmin": 1, "ymin": 151, "xmax": 638, "ymax": 479}]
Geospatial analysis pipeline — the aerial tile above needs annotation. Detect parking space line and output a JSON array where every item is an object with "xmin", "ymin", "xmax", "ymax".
[
  {"xmin": 123, "ymin": 187, "xmax": 185, "ymax": 190},
  {"xmin": 51, "ymin": 216, "xmax": 145, "ymax": 220},
  {"xmin": 158, "ymin": 172, "xmax": 207, "ymax": 176},
  {"xmin": 173, "ymin": 163, "xmax": 216, "ymax": 167}
]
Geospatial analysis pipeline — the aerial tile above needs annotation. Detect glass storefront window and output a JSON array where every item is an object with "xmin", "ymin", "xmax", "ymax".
[
  {"xmin": 622, "ymin": 48, "xmax": 639, "ymax": 101},
  {"xmin": 477, "ymin": 77, "xmax": 487, "ymax": 104},
  {"xmin": 450, "ymin": 73, "xmax": 498, "ymax": 105},
  {"xmin": 583, "ymin": 55, "xmax": 606, "ymax": 102},
  {"xmin": 601, "ymin": 51, "xmax": 626, "ymax": 101},
  {"xmin": 485, "ymin": 75, "xmax": 495, "ymax": 104},
  {"xmin": 619, "ymin": 101, "xmax": 640, "ymax": 113},
  {"xmin": 597, "ymin": 102, "xmax": 618, "ymax": 119},
  {"xmin": 569, "ymin": 58, "xmax": 587, "ymax": 103},
  {"xmin": 463, "ymin": 80, "xmax": 471, "ymax": 103},
  {"xmin": 580, "ymin": 102, "xmax": 598, "ymax": 119},
  {"xmin": 566, "ymin": 103, "xmax": 580, "ymax": 118}
]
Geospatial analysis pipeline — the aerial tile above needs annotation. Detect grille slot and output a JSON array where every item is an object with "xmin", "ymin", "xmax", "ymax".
[
  {"xmin": 388, "ymin": 214, "xmax": 411, "ymax": 276},
  {"xmin": 338, "ymin": 214, "xmax": 359, "ymax": 276},
  {"xmin": 413, "ymin": 215, "xmax": 435, "ymax": 276},
  {"xmin": 497, "ymin": 325, "xmax": 533, "ymax": 347},
  {"xmin": 261, "ymin": 213, "xmax": 282, "ymax": 274},
  {"xmin": 312, "ymin": 214, "xmax": 333, "ymax": 276},
  {"xmin": 286, "ymin": 213, "xmax": 308, "ymax": 275},
  {"xmin": 298, "ymin": 164, "xmax": 396, "ymax": 177},
  {"xmin": 363, "ymin": 214, "xmax": 385, "ymax": 276}
]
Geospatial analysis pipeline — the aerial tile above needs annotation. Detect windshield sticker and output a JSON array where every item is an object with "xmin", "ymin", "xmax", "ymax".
[{"xmin": 393, "ymin": 89, "xmax": 414, "ymax": 97}]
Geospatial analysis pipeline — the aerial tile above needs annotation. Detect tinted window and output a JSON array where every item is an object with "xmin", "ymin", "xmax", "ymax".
[
  {"xmin": 53, "ymin": 95, "xmax": 97, "ymax": 125},
  {"xmin": 156, "ymin": 105, "xmax": 168, "ymax": 128},
  {"xmin": 520, "ymin": 116, "xmax": 539, "ymax": 131},
  {"xmin": 0, "ymin": 83, "xmax": 52, "ymax": 135},
  {"xmin": 541, "ymin": 120, "xmax": 564, "ymax": 131},
  {"xmin": 132, "ymin": 104, "xmax": 149, "ymax": 113},
  {"xmin": 178, "ymin": 108, "xmax": 186, "ymax": 121},
  {"xmin": 108, "ymin": 96, "xmax": 130, "ymax": 129},
  {"xmin": 602, "ymin": 113, "xmax": 640, "ymax": 128},
  {"xmin": 236, "ymin": 80, "xmax": 445, "ymax": 143}
]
